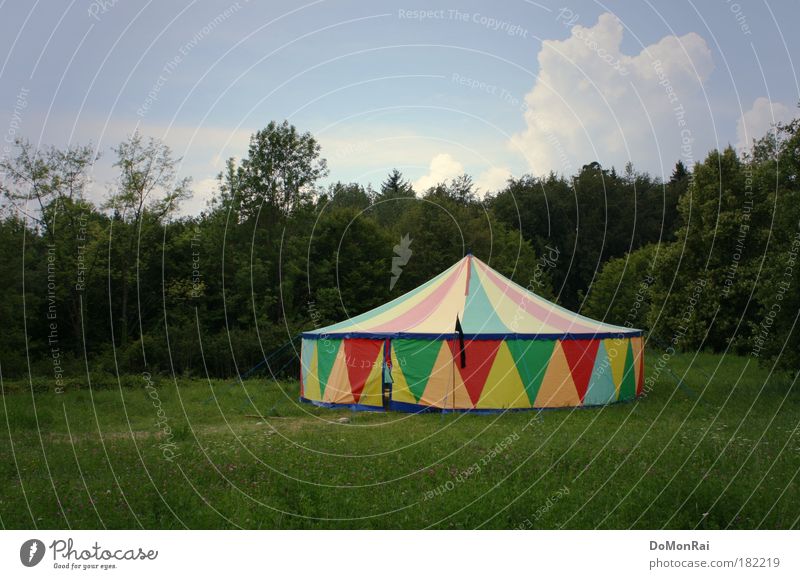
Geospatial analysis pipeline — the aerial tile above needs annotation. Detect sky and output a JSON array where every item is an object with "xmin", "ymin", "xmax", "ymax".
[{"xmin": 1, "ymin": 0, "xmax": 798, "ymax": 215}]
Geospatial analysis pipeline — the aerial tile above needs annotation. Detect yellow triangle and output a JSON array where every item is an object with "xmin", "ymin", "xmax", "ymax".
[
  {"xmin": 303, "ymin": 342, "xmax": 321, "ymax": 402},
  {"xmin": 419, "ymin": 342, "xmax": 455, "ymax": 409},
  {"xmin": 322, "ymin": 347, "xmax": 354, "ymax": 404},
  {"xmin": 477, "ymin": 342, "xmax": 530, "ymax": 409},
  {"xmin": 451, "ymin": 372, "xmax": 474, "ymax": 409},
  {"xmin": 390, "ymin": 348, "xmax": 417, "ymax": 405},
  {"xmin": 358, "ymin": 344, "xmax": 385, "ymax": 407},
  {"xmin": 604, "ymin": 337, "xmax": 628, "ymax": 399},
  {"xmin": 534, "ymin": 341, "xmax": 581, "ymax": 408}
]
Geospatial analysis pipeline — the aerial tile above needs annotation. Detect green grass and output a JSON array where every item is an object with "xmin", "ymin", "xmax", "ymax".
[{"xmin": 0, "ymin": 353, "xmax": 798, "ymax": 529}]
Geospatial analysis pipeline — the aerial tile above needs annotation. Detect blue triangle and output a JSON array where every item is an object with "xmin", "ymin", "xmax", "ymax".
[
  {"xmin": 301, "ymin": 340, "xmax": 316, "ymax": 385},
  {"xmin": 583, "ymin": 341, "xmax": 617, "ymax": 405},
  {"xmin": 461, "ymin": 261, "xmax": 509, "ymax": 333}
]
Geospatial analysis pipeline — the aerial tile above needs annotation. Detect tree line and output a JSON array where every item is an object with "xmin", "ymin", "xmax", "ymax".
[{"xmin": 1, "ymin": 116, "xmax": 798, "ymax": 384}]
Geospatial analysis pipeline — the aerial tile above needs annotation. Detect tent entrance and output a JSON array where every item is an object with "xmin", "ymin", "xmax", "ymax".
[{"xmin": 382, "ymin": 339, "xmax": 393, "ymax": 410}]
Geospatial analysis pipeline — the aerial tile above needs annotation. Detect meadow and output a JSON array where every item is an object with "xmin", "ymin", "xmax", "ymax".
[{"xmin": 1, "ymin": 353, "xmax": 798, "ymax": 529}]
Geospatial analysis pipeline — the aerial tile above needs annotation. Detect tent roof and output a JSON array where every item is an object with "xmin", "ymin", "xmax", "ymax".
[{"xmin": 303, "ymin": 255, "xmax": 640, "ymax": 340}]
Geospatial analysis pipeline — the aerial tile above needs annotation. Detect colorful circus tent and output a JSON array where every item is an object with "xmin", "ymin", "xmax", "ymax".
[{"xmin": 300, "ymin": 254, "xmax": 644, "ymax": 412}]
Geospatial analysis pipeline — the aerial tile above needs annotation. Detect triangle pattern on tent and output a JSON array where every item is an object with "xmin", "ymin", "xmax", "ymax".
[
  {"xmin": 302, "ymin": 341, "xmax": 321, "ymax": 401},
  {"xmin": 392, "ymin": 339, "xmax": 443, "ymax": 402},
  {"xmin": 302, "ymin": 255, "xmax": 644, "ymax": 412},
  {"xmin": 447, "ymin": 340, "xmax": 475, "ymax": 409},
  {"xmin": 322, "ymin": 343, "xmax": 354, "ymax": 404},
  {"xmin": 300, "ymin": 340, "xmax": 314, "ymax": 398},
  {"xmin": 583, "ymin": 341, "xmax": 617, "ymax": 405},
  {"xmin": 419, "ymin": 341, "xmax": 455, "ymax": 408},
  {"xmin": 344, "ymin": 339, "xmax": 384, "ymax": 403},
  {"xmin": 448, "ymin": 339, "xmax": 501, "ymax": 406},
  {"xmin": 619, "ymin": 339, "xmax": 637, "ymax": 401},
  {"xmin": 506, "ymin": 339, "xmax": 556, "ymax": 405},
  {"xmin": 358, "ymin": 346, "xmax": 385, "ymax": 407},
  {"xmin": 316, "ymin": 339, "xmax": 342, "ymax": 398},
  {"xmin": 478, "ymin": 342, "xmax": 529, "ymax": 408},
  {"xmin": 560, "ymin": 338, "xmax": 601, "ymax": 402},
  {"xmin": 461, "ymin": 260, "xmax": 510, "ymax": 333},
  {"xmin": 632, "ymin": 336, "xmax": 645, "ymax": 396},
  {"xmin": 534, "ymin": 341, "xmax": 581, "ymax": 407},
  {"xmin": 603, "ymin": 338, "xmax": 628, "ymax": 399},
  {"xmin": 389, "ymin": 346, "xmax": 415, "ymax": 406}
]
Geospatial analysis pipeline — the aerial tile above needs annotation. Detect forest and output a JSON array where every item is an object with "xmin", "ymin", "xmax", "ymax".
[{"xmin": 1, "ymin": 116, "xmax": 799, "ymax": 383}]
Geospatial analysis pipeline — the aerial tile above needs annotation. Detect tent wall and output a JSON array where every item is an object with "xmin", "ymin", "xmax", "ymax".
[
  {"xmin": 300, "ymin": 335, "xmax": 644, "ymax": 411},
  {"xmin": 301, "ymin": 338, "xmax": 385, "ymax": 408}
]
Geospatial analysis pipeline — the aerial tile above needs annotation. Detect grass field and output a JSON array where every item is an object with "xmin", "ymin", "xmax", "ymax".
[{"xmin": 1, "ymin": 353, "xmax": 798, "ymax": 529}]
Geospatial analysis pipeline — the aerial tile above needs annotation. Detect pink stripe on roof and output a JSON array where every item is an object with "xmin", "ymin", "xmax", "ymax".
[
  {"xmin": 477, "ymin": 260, "xmax": 599, "ymax": 333},
  {"xmin": 370, "ymin": 260, "xmax": 467, "ymax": 332}
]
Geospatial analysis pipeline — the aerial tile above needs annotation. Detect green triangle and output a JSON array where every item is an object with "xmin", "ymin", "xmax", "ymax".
[
  {"xmin": 506, "ymin": 340, "xmax": 556, "ymax": 405},
  {"xmin": 392, "ymin": 339, "xmax": 443, "ymax": 402},
  {"xmin": 619, "ymin": 340, "xmax": 636, "ymax": 401},
  {"xmin": 316, "ymin": 339, "xmax": 342, "ymax": 397}
]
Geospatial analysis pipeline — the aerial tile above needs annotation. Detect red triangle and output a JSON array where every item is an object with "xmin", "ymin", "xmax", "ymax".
[
  {"xmin": 448, "ymin": 339, "xmax": 501, "ymax": 406},
  {"xmin": 343, "ymin": 339, "xmax": 383, "ymax": 403},
  {"xmin": 560, "ymin": 339, "xmax": 601, "ymax": 402},
  {"xmin": 636, "ymin": 345, "xmax": 645, "ymax": 396}
]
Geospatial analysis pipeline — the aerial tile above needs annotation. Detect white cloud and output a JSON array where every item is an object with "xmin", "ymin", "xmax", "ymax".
[
  {"xmin": 476, "ymin": 166, "xmax": 512, "ymax": 193},
  {"xmin": 412, "ymin": 153, "xmax": 464, "ymax": 191},
  {"xmin": 736, "ymin": 97, "xmax": 795, "ymax": 152},
  {"xmin": 511, "ymin": 12, "xmax": 714, "ymax": 177}
]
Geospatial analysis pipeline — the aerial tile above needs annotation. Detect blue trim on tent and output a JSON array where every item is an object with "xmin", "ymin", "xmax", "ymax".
[
  {"xmin": 387, "ymin": 399, "xmax": 441, "ymax": 414},
  {"xmin": 301, "ymin": 330, "xmax": 643, "ymax": 341},
  {"xmin": 299, "ymin": 396, "xmax": 385, "ymax": 412},
  {"xmin": 387, "ymin": 399, "xmax": 562, "ymax": 414},
  {"xmin": 299, "ymin": 394, "xmax": 643, "ymax": 414}
]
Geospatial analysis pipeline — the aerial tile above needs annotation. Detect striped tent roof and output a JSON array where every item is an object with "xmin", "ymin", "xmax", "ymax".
[{"xmin": 303, "ymin": 254, "xmax": 640, "ymax": 340}]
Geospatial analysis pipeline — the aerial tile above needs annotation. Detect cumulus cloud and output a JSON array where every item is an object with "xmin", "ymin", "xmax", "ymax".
[
  {"xmin": 476, "ymin": 166, "xmax": 512, "ymax": 193},
  {"xmin": 511, "ymin": 12, "xmax": 714, "ymax": 177},
  {"xmin": 736, "ymin": 97, "xmax": 795, "ymax": 152},
  {"xmin": 413, "ymin": 153, "xmax": 464, "ymax": 192}
]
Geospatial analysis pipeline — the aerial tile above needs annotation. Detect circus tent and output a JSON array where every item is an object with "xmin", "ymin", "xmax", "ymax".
[{"xmin": 300, "ymin": 254, "xmax": 644, "ymax": 412}]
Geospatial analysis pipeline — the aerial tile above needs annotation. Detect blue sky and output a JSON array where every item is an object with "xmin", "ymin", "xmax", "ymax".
[{"xmin": 1, "ymin": 0, "xmax": 798, "ymax": 214}]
